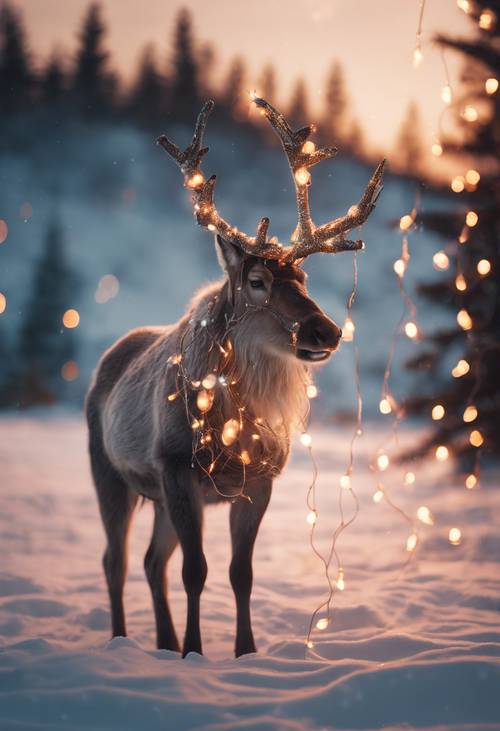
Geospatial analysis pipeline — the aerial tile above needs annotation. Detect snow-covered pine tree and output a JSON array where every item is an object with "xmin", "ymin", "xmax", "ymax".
[{"xmin": 406, "ymin": 1, "xmax": 500, "ymax": 472}]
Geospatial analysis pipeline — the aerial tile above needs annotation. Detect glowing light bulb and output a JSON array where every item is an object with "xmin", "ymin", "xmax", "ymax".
[
  {"xmin": 62, "ymin": 309, "xmax": 80, "ymax": 329},
  {"xmin": 221, "ymin": 418, "xmax": 240, "ymax": 446},
  {"xmin": 431, "ymin": 142, "xmax": 443, "ymax": 156},
  {"xmin": 379, "ymin": 398, "xmax": 392, "ymax": 415},
  {"xmin": 192, "ymin": 418, "xmax": 201, "ymax": 430},
  {"xmin": 167, "ymin": 393, "xmax": 178, "ymax": 402},
  {"xmin": 393, "ymin": 258, "xmax": 406, "ymax": 277},
  {"xmin": 463, "ymin": 106, "xmax": 478, "ymax": 122},
  {"xmin": 306, "ymin": 640, "xmax": 314, "ymax": 649},
  {"xmin": 451, "ymin": 176, "xmax": 465, "ymax": 193},
  {"xmin": 432, "ymin": 404, "xmax": 445, "ymax": 420},
  {"xmin": 316, "ymin": 617, "xmax": 329, "ymax": 631},
  {"xmin": 294, "ymin": 168, "xmax": 311, "ymax": 186},
  {"xmin": 405, "ymin": 321, "xmax": 419, "ymax": 339},
  {"xmin": 406, "ymin": 533, "xmax": 418, "ymax": 552},
  {"xmin": 377, "ymin": 453, "xmax": 389, "ymax": 471},
  {"xmin": 302, "ymin": 140, "xmax": 316, "ymax": 154},
  {"xmin": 469, "ymin": 429, "xmax": 484, "ymax": 447},
  {"xmin": 240, "ymin": 450, "xmax": 251, "ymax": 465},
  {"xmin": 485, "ymin": 77, "xmax": 498, "ymax": 94},
  {"xmin": 477, "ymin": 259, "xmax": 491, "ymax": 275},
  {"xmin": 202, "ymin": 373, "xmax": 217, "ymax": 390},
  {"xmin": 340, "ymin": 474, "xmax": 351, "ymax": 489},
  {"xmin": 187, "ymin": 172, "xmax": 205, "ymax": 189},
  {"xmin": 449, "ymin": 527, "xmax": 461, "ymax": 545},
  {"xmin": 457, "ymin": 0, "xmax": 470, "ymax": 11},
  {"xmin": 465, "ymin": 474, "xmax": 477, "ymax": 489},
  {"xmin": 479, "ymin": 9, "xmax": 495, "ymax": 29},
  {"xmin": 417, "ymin": 506, "xmax": 434, "ymax": 525},
  {"xmin": 435, "ymin": 445, "xmax": 449, "ymax": 462},
  {"xmin": 300, "ymin": 432, "xmax": 312, "ymax": 448},
  {"xmin": 307, "ymin": 384, "xmax": 318, "ymax": 399},
  {"xmin": 452, "ymin": 359, "xmax": 470, "ymax": 378},
  {"xmin": 197, "ymin": 389, "xmax": 214, "ymax": 414},
  {"xmin": 458, "ymin": 226, "xmax": 469, "ymax": 244},
  {"xmin": 457, "ymin": 309, "xmax": 473, "ymax": 330},
  {"xmin": 207, "ymin": 223, "xmax": 216, "ymax": 231},
  {"xmin": 455, "ymin": 274, "xmax": 467, "ymax": 291},
  {"xmin": 336, "ymin": 569, "xmax": 345, "ymax": 591},
  {"xmin": 463, "ymin": 405, "xmax": 478, "ymax": 423},
  {"xmin": 342, "ymin": 317, "xmax": 355, "ymax": 342},
  {"xmin": 404, "ymin": 471, "xmax": 416, "ymax": 485},
  {"xmin": 433, "ymin": 251, "xmax": 449, "ymax": 270},
  {"xmin": 0, "ymin": 292, "xmax": 6, "ymax": 314},
  {"xmin": 413, "ymin": 46, "xmax": 423, "ymax": 67},
  {"xmin": 466, "ymin": 211, "xmax": 478, "ymax": 227},
  {"xmin": 373, "ymin": 489, "xmax": 384, "ymax": 503},
  {"xmin": 441, "ymin": 84, "xmax": 452, "ymax": 104},
  {"xmin": 306, "ymin": 510, "xmax": 317, "ymax": 525},
  {"xmin": 399, "ymin": 214, "xmax": 414, "ymax": 231},
  {"xmin": 465, "ymin": 169, "xmax": 480, "ymax": 185}
]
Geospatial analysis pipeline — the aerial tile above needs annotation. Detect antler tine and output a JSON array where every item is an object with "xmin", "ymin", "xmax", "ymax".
[
  {"xmin": 157, "ymin": 101, "xmax": 285, "ymax": 261},
  {"xmin": 252, "ymin": 95, "xmax": 385, "ymax": 263}
]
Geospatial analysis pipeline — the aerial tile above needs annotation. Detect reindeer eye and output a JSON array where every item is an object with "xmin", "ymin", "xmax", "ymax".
[{"xmin": 249, "ymin": 279, "xmax": 265, "ymax": 289}]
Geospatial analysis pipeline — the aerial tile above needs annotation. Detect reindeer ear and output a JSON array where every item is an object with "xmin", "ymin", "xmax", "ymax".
[{"xmin": 215, "ymin": 235, "xmax": 245, "ymax": 277}]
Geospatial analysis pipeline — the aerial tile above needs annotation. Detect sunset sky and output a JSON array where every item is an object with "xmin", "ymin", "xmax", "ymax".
[{"xmin": 18, "ymin": 0, "xmax": 473, "ymax": 173}]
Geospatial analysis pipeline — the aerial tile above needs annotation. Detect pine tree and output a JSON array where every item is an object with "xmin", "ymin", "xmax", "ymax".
[
  {"xmin": 169, "ymin": 8, "xmax": 199, "ymax": 121},
  {"xmin": 41, "ymin": 51, "xmax": 66, "ymax": 108},
  {"xmin": 127, "ymin": 44, "xmax": 165, "ymax": 128},
  {"xmin": 394, "ymin": 101, "xmax": 425, "ymax": 177},
  {"xmin": 322, "ymin": 61, "xmax": 348, "ymax": 144},
  {"xmin": 405, "ymin": 3, "xmax": 500, "ymax": 472},
  {"xmin": 0, "ymin": 1, "xmax": 33, "ymax": 114},
  {"xmin": 16, "ymin": 217, "xmax": 79, "ymax": 407},
  {"xmin": 72, "ymin": 2, "xmax": 116, "ymax": 118},
  {"xmin": 288, "ymin": 78, "xmax": 310, "ymax": 128},
  {"xmin": 257, "ymin": 63, "xmax": 277, "ymax": 105},
  {"xmin": 198, "ymin": 42, "xmax": 216, "ymax": 99},
  {"xmin": 222, "ymin": 56, "xmax": 247, "ymax": 119}
]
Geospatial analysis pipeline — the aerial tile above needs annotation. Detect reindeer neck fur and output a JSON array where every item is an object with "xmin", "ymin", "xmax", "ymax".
[{"xmin": 181, "ymin": 279, "xmax": 310, "ymax": 445}]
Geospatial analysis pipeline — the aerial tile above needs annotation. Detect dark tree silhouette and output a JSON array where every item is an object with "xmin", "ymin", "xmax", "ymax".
[
  {"xmin": 288, "ymin": 78, "xmax": 310, "ymax": 128},
  {"xmin": 71, "ymin": 2, "xmax": 116, "ymax": 118},
  {"xmin": 169, "ymin": 8, "xmax": 199, "ymax": 121},
  {"xmin": 41, "ymin": 51, "xmax": 66, "ymax": 107},
  {"xmin": 16, "ymin": 216, "xmax": 79, "ymax": 407},
  {"xmin": 405, "ymin": 2, "xmax": 500, "ymax": 472},
  {"xmin": 322, "ymin": 61, "xmax": 348, "ymax": 144},
  {"xmin": 198, "ymin": 42, "xmax": 216, "ymax": 99},
  {"xmin": 0, "ymin": 1, "xmax": 33, "ymax": 114},
  {"xmin": 127, "ymin": 44, "xmax": 165, "ymax": 129},
  {"xmin": 257, "ymin": 63, "xmax": 277, "ymax": 105},
  {"xmin": 221, "ymin": 56, "xmax": 247, "ymax": 119},
  {"xmin": 394, "ymin": 101, "xmax": 425, "ymax": 177}
]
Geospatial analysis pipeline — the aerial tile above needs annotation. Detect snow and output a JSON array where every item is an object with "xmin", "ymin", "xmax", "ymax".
[{"xmin": 1, "ymin": 417, "xmax": 499, "ymax": 730}]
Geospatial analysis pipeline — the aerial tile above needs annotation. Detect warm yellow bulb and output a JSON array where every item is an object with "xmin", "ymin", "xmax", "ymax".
[
  {"xmin": 399, "ymin": 214, "xmax": 413, "ymax": 231},
  {"xmin": 316, "ymin": 617, "xmax": 329, "ymax": 630},
  {"xmin": 393, "ymin": 258, "xmax": 406, "ymax": 277},
  {"xmin": 452, "ymin": 359, "xmax": 470, "ymax": 377},
  {"xmin": 479, "ymin": 9, "xmax": 495, "ymax": 29},
  {"xmin": 340, "ymin": 474, "xmax": 351, "ymax": 489},
  {"xmin": 463, "ymin": 106, "xmax": 478, "ymax": 122},
  {"xmin": 294, "ymin": 167, "xmax": 311, "ymax": 186},
  {"xmin": 431, "ymin": 142, "xmax": 443, "ymax": 156},
  {"xmin": 404, "ymin": 471, "xmax": 416, "ymax": 485},
  {"xmin": 342, "ymin": 317, "xmax": 355, "ymax": 342},
  {"xmin": 406, "ymin": 533, "xmax": 418, "ymax": 552},
  {"xmin": 417, "ymin": 506, "xmax": 434, "ymax": 525},
  {"xmin": 306, "ymin": 640, "xmax": 314, "ymax": 649},
  {"xmin": 435, "ymin": 445, "xmax": 449, "ymax": 462},
  {"xmin": 463, "ymin": 405, "xmax": 478, "ymax": 423},
  {"xmin": 466, "ymin": 211, "xmax": 478, "ymax": 227},
  {"xmin": 377, "ymin": 453, "xmax": 389, "ymax": 471},
  {"xmin": 451, "ymin": 176, "xmax": 465, "ymax": 193},
  {"xmin": 336, "ymin": 570, "xmax": 345, "ymax": 591},
  {"xmin": 240, "ymin": 450, "xmax": 251, "ymax": 465},
  {"xmin": 433, "ymin": 251, "xmax": 449, "ymax": 270},
  {"xmin": 221, "ymin": 418, "xmax": 240, "ymax": 446},
  {"xmin": 465, "ymin": 169, "xmax": 480, "ymax": 185},
  {"xmin": 477, "ymin": 259, "xmax": 491, "ymax": 275},
  {"xmin": 187, "ymin": 172, "xmax": 205, "ymax": 189},
  {"xmin": 457, "ymin": 0, "xmax": 470, "ymax": 11},
  {"xmin": 0, "ymin": 292, "xmax": 6, "ymax": 315},
  {"xmin": 449, "ymin": 527, "xmax": 462, "ymax": 545},
  {"xmin": 469, "ymin": 429, "xmax": 484, "ymax": 447},
  {"xmin": 405, "ymin": 321, "xmax": 418, "ymax": 339},
  {"xmin": 379, "ymin": 398, "xmax": 392, "ymax": 415},
  {"xmin": 202, "ymin": 373, "xmax": 217, "ymax": 390},
  {"xmin": 485, "ymin": 77, "xmax": 499, "ymax": 94},
  {"xmin": 300, "ymin": 432, "xmax": 312, "ymax": 447},
  {"xmin": 373, "ymin": 489, "xmax": 384, "ymax": 503},
  {"xmin": 455, "ymin": 274, "xmax": 467, "ymax": 291},
  {"xmin": 62, "ymin": 309, "xmax": 80, "ymax": 329},
  {"xmin": 432, "ymin": 404, "xmax": 445, "ymax": 420},
  {"xmin": 465, "ymin": 474, "xmax": 477, "ymax": 489},
  {"xmin": 441, "ymin": 85, "xmax": 452, "ymax": 104},
  {"xmin": 196, "ymin": 389, "xmax": 214, "ymax": 414},
  {"xmin": 302, "ymin": 140, "xmax": 316, "ymax": 154},
  {"xmin": 413, "ymin": 46, "xmax": 423, "ymax": 68},
  {"xmin": 307, "ymin": 384, "xmax": 318, "ymax": 399},
  {"xmin": 306, "ymin": 510, "xmax": 317, "ymax": 525},
  {"xmin": 457, "ymin": 309, "xmax": 473, "ymax": 330}
]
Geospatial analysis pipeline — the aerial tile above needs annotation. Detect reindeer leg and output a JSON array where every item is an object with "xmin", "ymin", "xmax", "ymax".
[
  {"xmin": 144, "ymin": 502, "xmax": 180, "ymax": 652},
  {"xmin": 229, "ymin": 478, "xmax": 272, "ymax": 657},
  {"xmin": 162, "ymin": 464, "xmax": 206, "ymax": 657}
]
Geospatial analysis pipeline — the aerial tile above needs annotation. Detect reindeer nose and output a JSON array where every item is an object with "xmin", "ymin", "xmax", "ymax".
[{"xmin": 302, "ymin": 314, "xmax": 342, "ymax": 350}]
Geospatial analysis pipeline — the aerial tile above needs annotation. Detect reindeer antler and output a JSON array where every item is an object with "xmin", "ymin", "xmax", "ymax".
[{"xmin": 158, "ymin": 97, "xmax": 385, "ymax": 264}]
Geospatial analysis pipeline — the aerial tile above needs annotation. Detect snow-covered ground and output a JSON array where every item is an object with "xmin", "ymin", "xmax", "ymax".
[{"xmin": 1, "ymin": 416, "xmax": 499, "ymax": 731}]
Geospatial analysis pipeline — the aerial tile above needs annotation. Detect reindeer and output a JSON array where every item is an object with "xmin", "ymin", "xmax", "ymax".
[{"xmin": 86, "ymin": 96, "xmax": 384, "ymax": 658}]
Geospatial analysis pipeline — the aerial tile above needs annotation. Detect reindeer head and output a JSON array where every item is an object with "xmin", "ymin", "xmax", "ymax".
[{"xmin": 158, "ymin": 97, "xmax": 385, "ymax": 365}]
